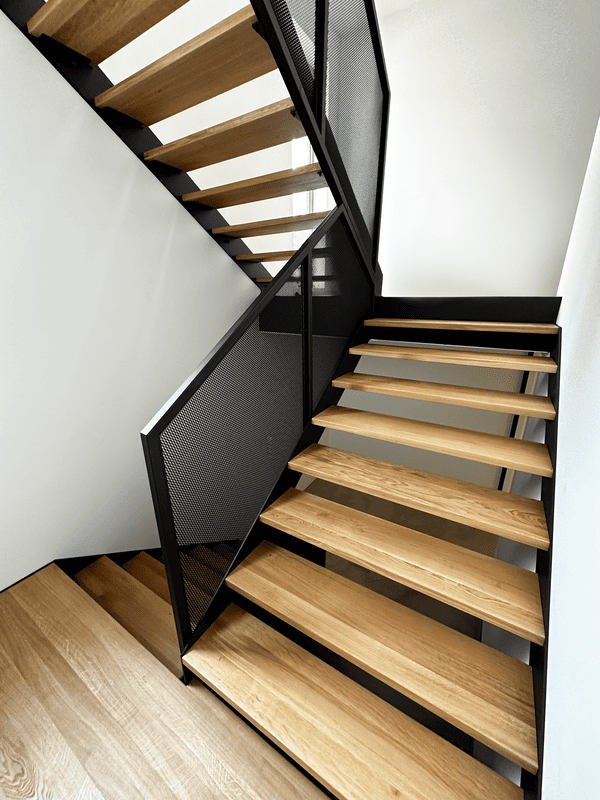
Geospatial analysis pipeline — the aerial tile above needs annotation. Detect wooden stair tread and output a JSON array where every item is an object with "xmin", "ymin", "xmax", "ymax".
[
  {"xmin": 95, "ymin": 7, "xmax": 276, "ymax": 126},
  {"xmin": 183, "ymin": 604, "xmax": 523, "ymax": 800},
  {"xmin": 289, "ymin": 444, "xmax": 549, "ymax": 549},
  {"xmin": 144, "ymin": 99, "xmax": 304, "ymax": 171},
  {"xmin": 313, "ymin": 405, "xmax": 554, "ymax": 477},
  {"xmin": 213, "ymin": 211, "xmax": 329, "ymax": 238},
  {"xmin": 122, "ymin": 551, "xmax": 171, "ymax": 603},
  {"xmin": 236, "ymin": 251, "xmax": 294, "ymax": 263},
  {"xmin": 182, "ymin": 164, "xmax": 326, "ymax": 207},
  {"xmin": 260, "ymin": 489, "xmax": 544, "ymax": 644},
  {"xmin": 27, "ymin": 0, "xmax": 189, "ymax": 65},
  {"xmin": 365, "ymin": 319, "xmax": 559, "ymax": 334},
  {"xmin": 75, "ymin": 556, "xmax": 181, "ymax": 676},
  {"xmin": 226, "ymin": 541, "xmax": 537, "ymax": 770},
  {"xmin": 332, "ymin": 372, "xmax": 556, "ymax": 419},
  {"xmin": 350, "ymin": 343, "xmax": 558, "ymax": 372}
]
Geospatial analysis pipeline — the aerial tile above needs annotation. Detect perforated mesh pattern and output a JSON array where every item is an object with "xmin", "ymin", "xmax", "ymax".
[
  {"xmin": 326, "ymin": 0, "xmax": 383, "ymax": 240},
  {"xmin": 272, "ymin": 0, "xmax": 316, "ymax": 102},
  {"xmin": 158, "ymin": 274, "xmax": 303, "ymax": 630},
  {"xmin": 311, "ymin": 217, "xmax": 372, "ymax": 408}
]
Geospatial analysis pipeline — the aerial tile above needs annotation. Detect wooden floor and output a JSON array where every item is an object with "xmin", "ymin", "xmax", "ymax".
[{"xmin": 0, "ymin": 564, "xmax": 328, "ymax": 800}]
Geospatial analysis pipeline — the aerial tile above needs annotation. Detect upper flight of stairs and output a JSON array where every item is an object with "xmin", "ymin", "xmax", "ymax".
[{"xmin": 25, "ymin": 0, "xmax": 334, "ymax": 278}]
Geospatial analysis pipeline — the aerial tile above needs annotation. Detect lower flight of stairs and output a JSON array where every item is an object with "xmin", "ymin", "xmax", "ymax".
[{"xmin": 74, "ymin": 316, "xmax": 557, "ymax": 800}]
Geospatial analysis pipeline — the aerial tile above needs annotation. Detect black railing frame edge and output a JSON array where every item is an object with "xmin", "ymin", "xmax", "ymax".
[{"xmin": 250, "ymin": 0, "xmax": 389, "ymax": 274}]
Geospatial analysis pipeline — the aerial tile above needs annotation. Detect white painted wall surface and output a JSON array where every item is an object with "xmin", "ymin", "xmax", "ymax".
[
  {"xmin": 0, "ymin": 12, "xmax": 259, "ymax": 591},
  {"xmin": 375, "ymin": 0, "xmax": 600, "ymax": 296},
  {"xmin": 542, "ymin": 117, "xmax": 600, "ymax": 800}
]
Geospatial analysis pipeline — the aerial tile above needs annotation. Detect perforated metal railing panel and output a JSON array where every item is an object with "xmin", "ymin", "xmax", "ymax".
[
  {"xmin": 271, "ymin": 0, "xmax": 316, "ymax": 103},
  {"xmin": 158, "ymin": 271, "xmax": 304, "ymax": 630},
  {"xmin": 326, "ymin": 0, "xmax": 383, "ymax": 241},
  {"xmin": 311, "ymin": 215, "xmax": 372, "ymax": 409}
]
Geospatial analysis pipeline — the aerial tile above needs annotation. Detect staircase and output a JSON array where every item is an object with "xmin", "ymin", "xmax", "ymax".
[{"xmin": 6, "ymin": 2, "xmax": 559, "ymax": 799}]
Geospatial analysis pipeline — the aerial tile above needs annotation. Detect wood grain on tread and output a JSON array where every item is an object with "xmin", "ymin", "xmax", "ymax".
[
  {"xmin": 182, "ymin": 164, "xmax": 326, "ymax": 207},
  {"xmin": 350, "ymin": 342, "xmax": 558, "ymax": 372},
  {"xmin": 0, "ymin": 564, "xmax": 328, "ymax": 800},
  {"xmin": 184, "ymin": 604, "xmax": 523, "ymax": 800},
  {"xmin": 189, "ymin": 544, "xmax": 230, "ymax": 575},
  {"xmin": 236, "ymin": 251, "xmax": 295, "ymax": 263},
  {"xmin": 260, "ymin": 489, "xmax": 545, "ymax": 643},
  {"xmin": 27, "ymin": 0, "xmax": 189, "ymax": 65},
  {"xmin": 213, "ymin": 211, "xmax": 329, "ymax": 238},
  {"xmin": 365, "ymin": 319, "xmax": 559, "ymax": 334},
  {"xmin": 313, "ymin": 405, "xmax": 554, "ymax": 477},
  {"xmin": 75, "ymin": 556, "xmax": 181, "ymax": 676},
  {"xmin": 332, "ymin": 372, "xmax": 556, "ymax": 419},
  {"xmin": 226, "ymin": 542, "xmax": 537, "ymax": 770},
  {"xmin": 122, "ymin": 551, "xmax": 171, "ymax": 603},
  {"xmin": 95, "ymin": 7, "xmax": 276, "ymax": 126},
  {"xmin": 144, "ymin": 99, "xmax": 304, "ymax": 170},
  {"xmin": 289, "ymin": 444, "xmax": 549, "ymax": 548}
]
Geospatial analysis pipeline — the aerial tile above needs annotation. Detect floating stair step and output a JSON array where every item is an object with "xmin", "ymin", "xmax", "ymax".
[
  {"xmin": 260, "ymin": 490, "xmax": 544, "ymax": 643},
  {"xmin": 313, "ymin": 406, "xmax": 554, "ymax": 477},
  {"xmin": 365, "ymin": 319, "xmax": 559, "ymax": 334},
  {"xmin": 27, "ymin": 0, "xmax": 189, "ymax": 65},
  {"xmin": 227, "ymin": 541, "xmax": 537, "ymax": 770},
  {"xmin": 236, "ymin": 251, "xmax": 295, "ymax": 263},
  {"xmin": 256, "ymin": 277, "xmax": 273, "ymax": 283},
  {"xmin": 75, "ymin": 556, "xmax": 181, "ymax": 676},
  {"xmin": 144, "ymin": 99, "xmax": 304, "ymax": 171},
  {"xmin": 333, "ymin": 372, "xmax": 556, "ymax": 419},
  {"xmin": 350, "ymin": 343, "xmax": 558, "ymax": 372},
  {"xmin": 183, "ymin": 604, "xmax": 523, "ymax": 800},
  {"xmin": 122, "ymin": 551, "xmax": 171, "ymax": 603},
  {"xmin": 182, "ymin": 163, "xmax": 326, "ymax": 207},
  {"xmin": 181, "ymin": 552, "xmax": 220, "ymax": 596},
  {"xmin": 95, "ymin": 7, "xmax": 276, "ymax": 126},
  {"xmin": 213, "ymin": 211, "xmax": 329, "ymax": 238},
  {"xmin": 289, "ymin": 444, "xmax": 549, "ymax": 549}
]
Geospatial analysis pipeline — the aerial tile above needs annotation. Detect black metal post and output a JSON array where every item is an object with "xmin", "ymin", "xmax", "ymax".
[
  {"xmin": 314, "ymin": 0, "xmax": 329, "ymax": 131},
  {"xmin": 302, "ymin": 255, "xmax": 314, "ymax": 425}
]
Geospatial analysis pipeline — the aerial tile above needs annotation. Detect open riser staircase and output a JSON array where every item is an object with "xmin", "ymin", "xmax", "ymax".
[{"xmin": 1, "ymin": 2, "xmax": 558, "ymax": 800}]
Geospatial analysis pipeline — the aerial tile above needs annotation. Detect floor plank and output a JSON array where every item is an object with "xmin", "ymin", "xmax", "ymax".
[{"xmin": 0, "ymin": 564, "xmax": 328, "ymax": 800}]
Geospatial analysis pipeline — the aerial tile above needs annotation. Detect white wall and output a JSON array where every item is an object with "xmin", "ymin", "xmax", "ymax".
[
  {"xmin": 541, "ymin": 117, "xmax": 600, "ymax": 800},
  {"xmin": 0, "ymin": 11, "xmax": 260, "ymax": 591},
  {"xmin": 375, "ymin": 0, "xmax": 600, "ymax": 296}
]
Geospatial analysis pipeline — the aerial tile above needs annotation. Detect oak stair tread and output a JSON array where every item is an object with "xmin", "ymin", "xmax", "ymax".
[
  {"xmin": 313, "ymin": 405, "xmax": 554, "ymax": 477},
  {"xmin": 182, "ymin": 164, "xmax": 326, "ymax": 207},
  {"xmin": 365, "ymin": 318, "xmax": 559, "ymax": 334},
  {"xmin": 260, "ymin": 489, "xmax": 545, "ymax": 643},
  {"xmin": 350, "ymin": 342, "xmax": 558, "ymax": 372},
  {"xmin": 27, "ymin": 0, "xmax": 189, "ymax": 65},
  {"xmin": 289, "ymin": 444, "xmax": 549, "ymax": 549},
  {"xmin": 122, "ymin": 551, "xmax": 171, "ymax": 603},
  {"xmin": 226, "ymin": 541, "xmax": 537, "ymax": 770},
  {"xmin": 75, "ymin": 556, "xmax": 181, "ymax": 676},
  {"xmin": 236, "ymin": 251, "xmax": 294, "ymax": 263},
  {"xmin": 144, "ymin": 99, "xmax": 304, "ymax": 171},
  {"xmin": 332, "ymin": 372, "xmax": 556, "ymax": 419},
  {"xmin": 183, "ymin": 603, "xmax": 523, "ymax": 800},
  {"xmin": 213, "ymin": 211, "xmax": 329, "ymax": 238},
  {"xmin": 95, "ymin": 7, "xmax": 276, "ymax": 126},
  {"xmin": 189, "ymin": 544, "xmax": 230, "ymax": 575}
]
